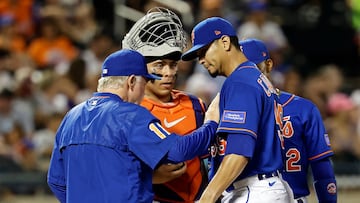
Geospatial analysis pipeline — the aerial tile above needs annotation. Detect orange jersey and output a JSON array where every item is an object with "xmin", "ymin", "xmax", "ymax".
[{"xmin": 141, "ymin": 90, "xmax": 208, "ymax": 203}]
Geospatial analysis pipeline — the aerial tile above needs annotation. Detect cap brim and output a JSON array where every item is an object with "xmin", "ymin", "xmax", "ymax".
[
  {"xmin": 145, "ymin": 51, "xmax": 182, "ymax": 63},
  {"xmin": 181, "ymin": 44, "xmax": 207, "ymax": 61},
  {"xmin": 145, "ymin": 73, "xmax": 162, "ymax": 80}
]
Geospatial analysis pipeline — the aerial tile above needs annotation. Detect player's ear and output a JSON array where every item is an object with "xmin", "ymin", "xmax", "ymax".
[
  {"xmin": 127, "ymin": 75, "xmax": 137, "ymax": 90},
  {"xmin": 220, "ymin": 35, "xmax": 231, "ymax": 51},
  {"xmin": 265, "ymin": 59, "xmax": 274, "ymax": 73}
]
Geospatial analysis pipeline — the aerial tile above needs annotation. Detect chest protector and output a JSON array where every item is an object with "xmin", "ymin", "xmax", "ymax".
[{"xmin": 141, "ymin": 90, "xmax": 208, "ymax": 202}]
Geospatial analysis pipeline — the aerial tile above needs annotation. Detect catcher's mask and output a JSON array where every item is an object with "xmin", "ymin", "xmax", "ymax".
[{"xmin": 122, "ymin": 7, "xmax": 186, "ymax": 61}]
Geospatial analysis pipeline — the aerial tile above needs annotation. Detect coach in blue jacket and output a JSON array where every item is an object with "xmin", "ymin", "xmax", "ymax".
[{"xmin": 47, "ymin": 49, "xmax": 219, "ymax": 203}]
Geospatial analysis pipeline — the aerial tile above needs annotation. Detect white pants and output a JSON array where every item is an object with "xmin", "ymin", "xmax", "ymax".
[{"xmin": 221, "ymin": 175, "xmax": 291, "ymax": 203}]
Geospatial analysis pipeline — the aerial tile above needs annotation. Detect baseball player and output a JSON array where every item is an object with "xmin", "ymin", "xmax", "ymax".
[
  {"xmin": 122, "ymin": 7, "xmax": 209, "ymax": 202},
  {"xmin": 47, "ymin": 49, "xmax": 220, "ymax": 203},
  {"xmin": 240, "ymin": 38, "xmax": 337, "ymax": 203},
  {"xmin": 182, "ymin": 17, "xmax": 291, "ymax": 203}
]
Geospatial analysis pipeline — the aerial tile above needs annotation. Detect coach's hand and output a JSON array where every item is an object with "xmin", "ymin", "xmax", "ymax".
[
  {"xmin": 152, "ymin": 162, "xmax": 187, "ymax": 184},
  {"xmin": 204, "ymin": 93, "xmax": 220, "ymax": 124}
]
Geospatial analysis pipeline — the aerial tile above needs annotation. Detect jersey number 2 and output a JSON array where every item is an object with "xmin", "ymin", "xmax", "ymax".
[{"xmin": 286, "ymin": 148, "xmax": 301, "ymax": 172}]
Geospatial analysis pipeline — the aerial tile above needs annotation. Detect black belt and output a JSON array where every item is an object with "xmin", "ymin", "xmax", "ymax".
[{"xmin": 257, "ymin": 170, "xmax": 279, "ymax": 180}]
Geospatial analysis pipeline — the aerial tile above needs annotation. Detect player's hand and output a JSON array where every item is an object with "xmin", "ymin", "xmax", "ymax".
[
  {"xmin": 204, "ymin": 93, "xmax": 220, "ymax": 124},
  {"xmin": 152, "ymin": 162, "xmax": 187, "ymax": 184}
]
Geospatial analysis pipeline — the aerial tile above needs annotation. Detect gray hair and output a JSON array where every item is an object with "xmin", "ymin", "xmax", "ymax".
[
  {"xmin": 97, "ymin": 75, "xmax": 144, "ymax": 92},
  {"xmin": 97, "ymin": 76, "xmax": 128, "ymax": 92}
]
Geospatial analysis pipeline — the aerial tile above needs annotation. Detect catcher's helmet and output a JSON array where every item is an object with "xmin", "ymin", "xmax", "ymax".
[{"xmin": 122, "ymin": 7, "xmax": 186, "ymax": 60}]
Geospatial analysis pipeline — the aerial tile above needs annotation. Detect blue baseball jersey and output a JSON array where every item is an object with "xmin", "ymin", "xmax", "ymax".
[
  {"xmin": 209, "ymin": 61, "xmax": 284, "ymax": 184},
  {"xmin": 279, "ymin": 91, "xmax": 334, "ymax": 199},
  {"xmin": 47, "ymin": 92, "xmax": 216, "ymax": 203}
]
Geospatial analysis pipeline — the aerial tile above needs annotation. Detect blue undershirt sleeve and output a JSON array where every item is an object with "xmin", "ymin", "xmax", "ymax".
[
  {"xmin": 311, "ymin": 158, "xmax": 337, "ymax": 203},
  {"xmin": 166, "ymin": 121, "xmax": 218, "ymax": 163}
]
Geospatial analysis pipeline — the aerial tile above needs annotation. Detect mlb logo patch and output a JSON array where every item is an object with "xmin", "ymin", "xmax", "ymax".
[
  {"xmin": 324, "ymin": 133, "xmax": 331, "ymax": 146},
  {"xmin": 222, "ymin": 110, "xmax": 246, "ymax": 123}
]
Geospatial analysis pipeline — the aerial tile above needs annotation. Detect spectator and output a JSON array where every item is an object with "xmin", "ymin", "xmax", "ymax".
[
  {"xmin": 81, "ymin": 32, "xmax": 117, "ymax": 82},
  {"xmin": 0, "ymin": 88, "xmax": 34, "ymax": 139},
  {"xmin": 282, "ymin": 68, "xmax": 302, "ymax": 95},
  {"xmin": 58, "ymin": 2, "xmax": 99, "ymax": 48},
  {"xmin": 185, "ymin": 72, "xmax": 220, "ymax": 106},
  {"xmin": 302, "ymin": 64, "xmax": 344, "ymax": 118},
  {"xmin": 32, "ymin": 112, "xmax": 64, "ymax": 171},
  {"xmin": 0, "ymin": 122, "xmax": 37, "ymax": 171},
  {"xmin": 0, "ymin": 0, "xmax": 37, "ymax": 38},
  {"xmin": 27, "ymin": 16, "xmax": 78, "ymax": 70},
  {"xmin": 237, "ymin": 1, "xmax": 288, "ymax": 52},
  {"xmin": 325, "ymin": 92, "xmax": 360, "ymax": 174},
  {"xmin": 351, "ymin": 89, "xmax": 360, "ymax": 136},
  {"xmin": 237, "ymin": 1, "xmax": 291, "ymax": 89},
  {"xmin": 197, "ymin": 0, "xmax": 224, "ymax": 21},
  {"xmin": 0, "ymin": 14, "xmax": 27, "ymax": 53}
]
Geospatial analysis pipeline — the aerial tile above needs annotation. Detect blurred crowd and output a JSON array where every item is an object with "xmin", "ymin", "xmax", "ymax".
[{"xmin": 0, "ymin": 0, "xmax": 360, "ymax": 198}]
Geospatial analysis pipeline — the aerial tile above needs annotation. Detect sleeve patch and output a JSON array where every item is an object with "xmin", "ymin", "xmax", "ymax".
[
  {"xmin": 327, "ymin": 183, "xmax": 337, "ymax": 194},
  {"xmin": 324, "ymin": 133, "xmax": 331, "ymax": 146},
  {"xmin": 222, "ymin": 110, "xmax": 246, "ymax": 123},
  {"xmin": 149, "ymin": 122, "xmax": 170, "ymax": 139}
]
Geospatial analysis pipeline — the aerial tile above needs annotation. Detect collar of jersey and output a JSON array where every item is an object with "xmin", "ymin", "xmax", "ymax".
[{"xmin": 93, "ymin": 92, "xmax": 123, "ymax": 102}]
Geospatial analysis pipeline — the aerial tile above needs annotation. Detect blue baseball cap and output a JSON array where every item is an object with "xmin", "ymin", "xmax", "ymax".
[
  {"xmin": 101, "ymin": 49, "xmax": 161, "ymax": 80},
  {"xmin": 239, "ymin": 38, "xmax": 270, "ymax": 64},
  {"xmin": 181, "ymin": 17, "xmax": 237, "ymax": 61}
]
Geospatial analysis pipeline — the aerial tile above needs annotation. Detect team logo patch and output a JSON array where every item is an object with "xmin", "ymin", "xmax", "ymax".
[
  {"xmin": 90, "ymin": 100, "xmax": 98, "ymax": 106},
  {"xmin": 324, "ymin": 133, "xmax": 331, "ymax": 146},
  {"xmin": 327, "ymin": 183, "xmax": 337, "ymax": 194},
  {"xmin": 222, "ymin": 110, "xmax": 246, "ymax": 123}
]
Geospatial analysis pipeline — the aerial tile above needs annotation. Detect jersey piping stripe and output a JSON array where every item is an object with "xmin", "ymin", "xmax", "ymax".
[
  {"xmin": 237, "ymin": 65, "xmax": 257, "ymax": 71},
  {"xmin": 218, "ymin": 127, "xmax": 257, "ymax": 137},
  {"xmin": 308, "ymin": 150, "xmax": 333, "ymax": 161},
  {"xmin": 281, "ymin": 94, "xmax": 295, "ymax": 107},
  {"xmin": 92, "ymin": 96, "xmax": 110, "ymax": 99}
]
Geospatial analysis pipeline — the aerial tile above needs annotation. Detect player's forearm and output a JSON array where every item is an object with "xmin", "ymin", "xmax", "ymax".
[
  {"xmin": 199, "ymin": 154, "xmax": 248, "ymax": 203},
  {"xmin": 166, "ymin": 121, "xmax": 218, "ymax": 163},
  {"xmin": 152, "ymin": 162, "xmax": 186, "ymax": 184},
  {"xmin": 311, "ymin": 158, "xmax": 337, "ymax": 202}
]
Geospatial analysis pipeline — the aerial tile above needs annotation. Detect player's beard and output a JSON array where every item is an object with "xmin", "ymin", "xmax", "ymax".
[{"xmin": 209, "ymin": 69, "xmax": 219, "ymax": 78}]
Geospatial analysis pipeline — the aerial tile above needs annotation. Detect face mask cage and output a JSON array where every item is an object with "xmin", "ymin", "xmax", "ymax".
[{"xmin": 122, "ymin": 7, "xmax": 186, "ymax": 57}]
